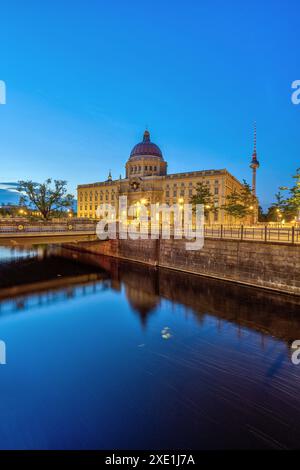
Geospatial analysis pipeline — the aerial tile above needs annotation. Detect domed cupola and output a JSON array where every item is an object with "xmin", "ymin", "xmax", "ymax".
[
  {"xmin": 126, "ymin": 130, "xmax": 167, "ymax": 178},
  {"xmin": 130, "ymin": 130, "xmax": 164, "ymax": 160}
]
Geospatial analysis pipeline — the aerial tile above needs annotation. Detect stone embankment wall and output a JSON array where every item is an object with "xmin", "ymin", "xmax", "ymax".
[{"xmin": 64, "ymin": 237, "xmax": 300, "ymax": 295}]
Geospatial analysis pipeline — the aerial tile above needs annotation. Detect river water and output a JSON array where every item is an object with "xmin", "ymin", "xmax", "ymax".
[{"xmin": 0, "ymin": 244, "xmax": 300, "ymax": 449}]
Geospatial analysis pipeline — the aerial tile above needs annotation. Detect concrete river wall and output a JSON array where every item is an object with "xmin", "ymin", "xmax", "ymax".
[{"xmin": 64, "ymin": 237, "xmax": 300, "ymax": 296}]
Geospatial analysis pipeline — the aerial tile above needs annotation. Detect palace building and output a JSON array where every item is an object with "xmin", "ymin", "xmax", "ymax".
[{"xmin": 77, "ymin": 130, "xmax": 257, "ymax": 224}]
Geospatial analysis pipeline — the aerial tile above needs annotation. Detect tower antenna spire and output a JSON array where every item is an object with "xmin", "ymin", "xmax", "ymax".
[
  {"xmin": 250, "ymin": 121, "xmax": 260, "ymax": 197},
  {"xmin": 253, "ymin": 121, "xmax": 257, "ymax": 155}
]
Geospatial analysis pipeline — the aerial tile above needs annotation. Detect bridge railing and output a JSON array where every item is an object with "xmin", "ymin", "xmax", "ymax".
[{"xmin": 0, "ymin": 221, "xmax": 98, "ymax": 234}]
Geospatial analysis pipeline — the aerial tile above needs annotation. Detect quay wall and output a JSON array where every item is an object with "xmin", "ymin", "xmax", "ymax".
[{"xmin": 64, "ymin": 237, "xmax": 300, "ymax": 296}]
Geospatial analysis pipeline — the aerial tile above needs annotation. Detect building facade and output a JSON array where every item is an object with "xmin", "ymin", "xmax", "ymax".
[{"xmin": 77, "ymin": 130, "xmax": 254, "ymax": 224}]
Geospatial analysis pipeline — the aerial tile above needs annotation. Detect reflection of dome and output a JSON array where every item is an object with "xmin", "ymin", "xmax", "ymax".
[
  {"xmin": 125, "ymin": 286, "xmax": 159, "ymax": 325},
  {"xmin": 129, "ymin": 130, "xmax": 164, "ymax": 161}
]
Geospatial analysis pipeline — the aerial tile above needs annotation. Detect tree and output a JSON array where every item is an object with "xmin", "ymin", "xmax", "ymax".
[
  {"xmin": 258, "ymin": 205, "xmax": 267, "ymax": 222},
  {"xmin": 266, "ymin": 191, "xmax": 287, "ymax": 222},
  {"xmin": 17, "ymin": 179, "xmax": 74, "ymax": 220},
  {"xmin": 222, "ymin": 180, "xmax": 257, "ymax": 221},
  {"xmin": 279, "ymin": 168, "xmax": 300, "ymax": 221},
  {"xmin": 190, "ymin": 182, "xmax": 217, "ymax": 218}
]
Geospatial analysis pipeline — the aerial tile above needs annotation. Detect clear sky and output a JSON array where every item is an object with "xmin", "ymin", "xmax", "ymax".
[{"xmin": 0, "ymin": 0, "xmax": 299, "ymax": 208}]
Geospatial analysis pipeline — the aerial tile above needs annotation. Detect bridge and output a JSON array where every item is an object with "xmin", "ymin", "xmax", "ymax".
[{"xmin": 0, "ymin": 220, "xmax": 98, "ymax": 245}]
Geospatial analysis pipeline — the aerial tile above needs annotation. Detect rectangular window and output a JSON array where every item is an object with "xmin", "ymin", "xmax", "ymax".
[
  {"xmin": 214, "ymin": 187, "xmax": 219, "ymax": 195},
  {"xmin": 173, "ymin": 190, "xmax": 177, "ymax": 197},
  {"xmin": 166, "ymin": 191, "xmax": 169, "ymax": 197}
]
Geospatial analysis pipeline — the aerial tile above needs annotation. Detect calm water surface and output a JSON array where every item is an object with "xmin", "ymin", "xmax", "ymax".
[{"xmin": 0, "ymin": 245, "xmax": 300, "ymax": 449}]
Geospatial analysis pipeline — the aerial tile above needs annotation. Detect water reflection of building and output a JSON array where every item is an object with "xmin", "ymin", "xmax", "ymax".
[
  {"xmin": 62, "ymin": 249, "xmax": 300, "ymax": 344},
  {"xmin": 125, "ymin": 287, "xmax": 159, "ymax": 325},
  {"xmin": 113, "ymin": 259, "xmax": 300, "ymax": 344},
  {"xmin": 119, "ymin": 265, "xmax": 160, "ymax": 325},
  {"xmin": 1, "ymin": 248, "xmax": 300, "ymax": 345}
]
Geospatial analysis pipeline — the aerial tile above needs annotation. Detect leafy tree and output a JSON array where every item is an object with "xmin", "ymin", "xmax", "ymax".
[
  {"xmin": 265, "ymin": 206, "xmax": 280, "ymax": 222},
  {"xmin": 17, "ymin": 179, "xmax": 74, "ymax": 220},
  {"xmin": 190, "ymin": 182, "xmax": 217, "ymax": 218},
  {"xmin": 265, "ymin": 191, "xmax": 287, "ymax": 222},
  {"xmin": 222, "ymin": 180, "xmax": 257, "ymax": 220},
  {"xmin": 258, "ymin": 205, "xmax": 267, "ymax": 222},
  {"xmin": 279, "ymin": 168, "xmax": 300, "ymax": 221}
]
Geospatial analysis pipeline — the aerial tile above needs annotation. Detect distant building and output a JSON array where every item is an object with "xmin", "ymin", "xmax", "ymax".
[{"xmin": 77, "ymin": 130, "xmax": 256, "ymax": 224}]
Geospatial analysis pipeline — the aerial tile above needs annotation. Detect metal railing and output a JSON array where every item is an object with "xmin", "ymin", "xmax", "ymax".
[
  {"xmin": 204, "ymin": 225, "xmax": 300, "ymax": 244},
  {"xmin": 0, "ymin": 221, "xmax": 299, "ymax": 244},
  {"xmin": 0, "ymin": 220, "xmax": 97, "ymax": 235}
]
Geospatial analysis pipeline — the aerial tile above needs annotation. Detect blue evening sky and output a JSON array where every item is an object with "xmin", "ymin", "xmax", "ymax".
[{"xmin": 0, "ymin": 0, "xmax": 299, "ymax": 207}]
